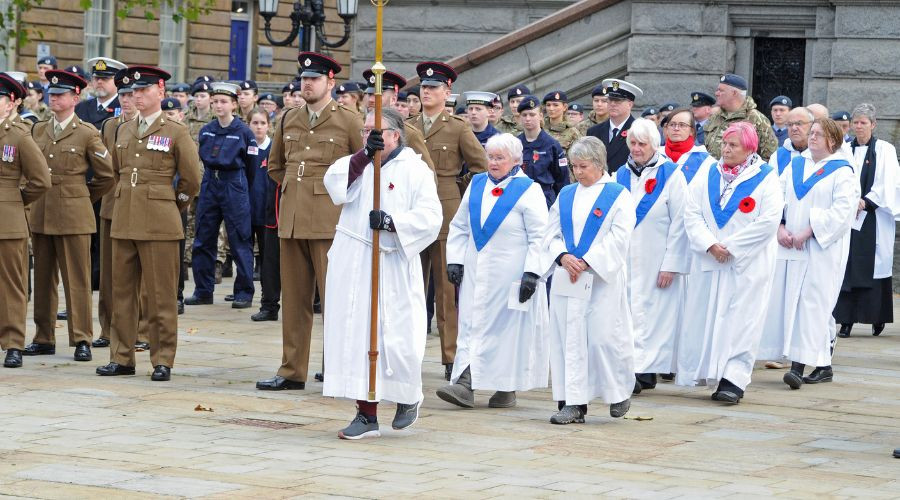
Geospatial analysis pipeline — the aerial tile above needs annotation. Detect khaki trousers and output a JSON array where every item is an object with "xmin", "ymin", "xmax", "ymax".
[
  {"xmin": 99, "ymin": 219, "xmax": 149, "ymax": 343},
  {"xmin": 0, "ymin": 238, "xmax": 28, "ymax": 351},
  {"xmin": 32, "ymin": 233, "xmax": 92, "ymax": 346},
  {"xmin": 421, "ymin": 238, "xmax": 457, "ymax": 364},
  {"xmin": 110, "ymin": 239, "xmax": 179, "ymax": 368},
  {"xmin": 277, "ymin": 238, "xmax": 329, "ymax": 382}
]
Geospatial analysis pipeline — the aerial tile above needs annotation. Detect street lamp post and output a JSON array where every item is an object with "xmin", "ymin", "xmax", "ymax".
[{"xmin": 258, "ymin": 0, "xmax": 358, "ymax": 51}]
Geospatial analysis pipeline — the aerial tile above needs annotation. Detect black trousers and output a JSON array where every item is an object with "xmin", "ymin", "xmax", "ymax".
[{"xmin": 260, "ymin": 226, "xmax": 281, "ymax": 312}]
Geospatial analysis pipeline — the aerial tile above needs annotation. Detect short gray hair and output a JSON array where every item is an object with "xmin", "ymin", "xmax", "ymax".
[
  {"xmin": 851, "ymin": 103, "xmax": 877, "ymax": 123},
  {"xmin": 626, "ymin": 117, "xmax": 661, "ymax": 151},
  {"xmin": 366, "ymin": 108, "xmax": 406, "ymax": 147},
  {"xmin": 791, "ymin": 106, "xmax": 814, "ymax": 123},
  {"xmin": 568, "ymin": 136, "xmax": 607, "ymax": 171},
  {"xmin": 485, "ymin": 133, "xmax": 523, "ymax": 164}
]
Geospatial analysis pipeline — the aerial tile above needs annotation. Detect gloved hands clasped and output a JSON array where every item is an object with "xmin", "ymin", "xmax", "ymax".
[
  {"xmin": 447, "ymin": 264, "xmax": 464, "ymax": 286},
  {"xmin": 369, "ymin": 210, "xmax": 395, "ymax": 232},
  {"xmin": 518, "ymin": 272, "xmax": 539, "ymax": 303}
]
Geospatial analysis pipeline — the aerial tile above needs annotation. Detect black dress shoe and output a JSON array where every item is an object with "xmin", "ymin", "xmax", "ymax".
[
  {"xmin": 224, "ymin": 294, "xmax": 235, "ymax": 302},
  {"xmin": 3, "ymin": 349, "xmax": 22, "ymax": 368},
  {"xmin": 660, "ymin": 373, "xmax": 675, "ymax": 381},
  {"xmin": 711, "ymin": 391, "xmax": 741, "ymax": 404},
  {"xmin": 632, "ymin": 378, "xmax": 642, "ymax": 395},
  {"xmin": 444, "ymin": 363, "xmax": 453, "ymax": 381},
  {"xmin": 315, "ymin": 372, "xmax": 324, "ymax": 382},
  {"xmin": 838, "ymin": 323, "xmax": 852, "ymax": 338},
  {"xmin": 802, "ymin": 366, "xmax": 833, "ymax": 384},
  {"xmin": 894, "ymin": 448, "xmax": 900, "ymax": 458},
  {"xmin": 96, "ymin": 362, "xmax": 136, "ymax": 376},
  {"xmin": 231, "ymin": 299, "xmax": 252, "ymax": 309},
  {"xmin": 151, "ymin": 365, "xmax": 171, "ymax": 381},
  {"xmin": 636, "ymin": 373, "xmax": 657, "ymax": 390},
  {"xmin": 178, "ymin": 300, "xmax": 185, "ymax": 315},
  {"xmin": 92, "ymin": 338, "xmax": 110, "ymax": 348},
  {"xmin": 23, "ymin": 343, "xmax": 55, "ymax": 356},
  {"xmin": 313, "ymin": 302, "xmax": 322, "ymax": 314},
  {"xmin": 256, "ymin": 375, "xmax": 305, "ymax": 390},
  {"xmin": 251, "ymin": 309, "xmax": 278, "ymax": 321},
  {"xmin": 74, "ymin": 341, "xmax": 92, "ymax": 362},
  {"xmin": 184, "ymin": 295, "xmax": 213, "ymax": 305},
  {"xmin": 873, "ymin": 323, "xmax": 885, "ymax": 336},
  {"xmin": 134, "ymin": 342, "xmax": 150, "ymax": 352},
  {"xmin": 222, "ymin": 261, "xmax": 234, "ymax": 278},
  {"xmin": 56, "ymin": 310, "xmax": 68, "ymax": 321}
]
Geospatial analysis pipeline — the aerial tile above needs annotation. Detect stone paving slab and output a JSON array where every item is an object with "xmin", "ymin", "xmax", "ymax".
[{"xmin": 1, "ymin": 281, "xmax": 899, "ymax": 498}]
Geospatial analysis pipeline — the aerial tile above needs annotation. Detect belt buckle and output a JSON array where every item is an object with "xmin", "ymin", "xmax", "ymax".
[{"xmin": 130, "ymin": 171, "xmax": 138, "ymax": 187}]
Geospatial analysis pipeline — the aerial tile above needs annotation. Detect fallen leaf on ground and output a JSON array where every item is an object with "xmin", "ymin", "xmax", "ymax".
[
  {"xmin": 194, "ymin": 404, "xmax": 214, "ymax": 412},
  {"xmin": 624, "ymin": 415, "xmax": 653, "ymax": 421}
]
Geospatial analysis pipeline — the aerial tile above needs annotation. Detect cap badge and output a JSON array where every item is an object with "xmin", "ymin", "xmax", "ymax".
[
  {"xmin": 244, "ymin": 82, "xmax": 250, "ymax": 88},
  {"xmin": 122, "ymin": 76, "xmax": 130, "ymax": 84},
  {"xmin": 133, "ymin": 71, "xmax": 141, "ymax": 80},
  {"xmin": 529, "ymin": 100, "xmax": 535, "ymax": 108},
  {"xmin": 720, "ymin": 76, "xmax": 726, "ymax": 82},
  {"xmin": 203, "ymin": 76, "xmax": 210, "ymax": 81},
  {"xmin": 515, "ymin": 89, "xmax": 522, "ymax": 95},
  {"xmin": 692, "ymin": 93, "xmax": 698, "ymax": 100},
  {"xmin": 425, "ymin": 68, "xmax": 434, "ymax": 77},
  {"xmin": 612, "ymin": 81, "xmax": 619, "ymax": 90},
  {"xmin": 555, "ymin": 92, "xmax": 560, "ymax": 100},
  {"xmin": 95, "ymin": 60, "xmax": 107, "ymax": 71},
  {"xmin": 51, "ymin": 76, "xmax": 58, "ymax": 84},
  {"xmin": 369, "ymin": 75, "xmax": 376, "ymax": 84},
  {"xmin": 781, "ymin": 98, "xmax": 787, "ymax": 105},
  {"xmin": 304, "ymin": 58, "xmax": 312, "ymax": 67},
  {"xmin": 339, "ymin": 85, "xmax": 345, "ymax": 91}
]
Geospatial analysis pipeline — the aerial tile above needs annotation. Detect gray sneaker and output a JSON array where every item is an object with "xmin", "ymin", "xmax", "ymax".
[
  {"xmin": 609, "ymin": 398, "xmax": 631, "ymax": 418},
  {"xmin": 550, "ymin": 405, "xmax": 585, "ymax": 424},
  {"xmin": 338, "ymin": 411, "xmax": 380, "ymax": 440},
  {"xmin": 488, "ymin": 390, "xmax": 516, "ymax": 408},
  {"xmin": 392, "ymin": 401, "xmax": 420, "ymax": 430}
]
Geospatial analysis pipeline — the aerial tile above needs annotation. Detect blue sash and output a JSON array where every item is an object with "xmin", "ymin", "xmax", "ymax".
[
  {"xmin": 776, "ymin": 147, "xmax": 792, "ymax": 175},
  {"xmin": 469, "ymin": 173, "xmax": 534, "ymax": 251},
  {"xmin": 707, "ymin": 164, "xmax": 774, "ymax": 229},
  {"xmin": 559, "ymin": 182, "xmax": 624, "ymax": 258},
  {"xmin": 790, "ymin": 156, "xmax": 852, "ymax": 200},
  {"xmin": 680, "ymin": 151, "xmax": 708, "ymax": 184},
  {"xmin": 616, "ymin": 161, "xmax": 678, "ymax": 227}
]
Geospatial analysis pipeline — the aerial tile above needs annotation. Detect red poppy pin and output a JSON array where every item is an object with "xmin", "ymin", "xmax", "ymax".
[
  {"xmin": 816, "ymin": 168, "xmax": 824, "ymax": 176},
  {"xmin": 644, "ymin": 178, "xmax": 657, "ymax": 194},
  {"xmin": 532, "ymin": 151, "xmax": 540, "ymax": 163},
  {"xmin": 593, "ymin": 208, "xmax": 603, "ymax": 217},
  {"xmin": 388, "ymin": 182, "xmax": 394, "ymax": 190},
  {"xmin": 620, "ymin": 129, "xmax": 628, "ymax": 138},
  {"xmin": 491, "ymin": 187, "xmax": 504, "ymax": 197},
  {"xmin": 739, "ymin": 196, "xmax": 755, "ymax": 213}
]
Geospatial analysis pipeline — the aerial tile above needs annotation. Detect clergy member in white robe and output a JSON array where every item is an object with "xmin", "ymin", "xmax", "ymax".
[
  {"xmin": 323, "ymin": 109, "xmax": 442, "ymax": 440},
  {"xmin": 677, "ymin": 122, "xmax": 783, "ymax": 404},
  {"xmin": 834, "ymin": 103, "xmax": 899, "ymax": 338},
  {"xmin": 759, "ymin": 119, "xmax": 859, "ymax": 390},
  {"xmin": 616, "ymin": 118, "xmax": 689, "ymax": 393},
  {"xmin": 543, "ymin": 136, "xmax": 636, "ymax": 425},
  {"xmin": 436, "ymin": 133, "xmax": 549, "ymax": 410},
  {"xmin": 662, "ymin": 108, "xmax": 716, "ymax": 187}
]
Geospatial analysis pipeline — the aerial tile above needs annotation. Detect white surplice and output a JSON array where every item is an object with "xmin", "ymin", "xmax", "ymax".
[
  {"xmin": 542, "ymin": 174, "xmax": 636, "ymax": 405},
  {"xmin": 619, "ymin": 157, "xmax": 690, "ymax": 375},
  {"xmin": 758, "ymin": 153, "xmax": 859, "ymax": 366},
  {"xmin": 676, "ymin": 154, "xmax": 783, "ymax": 391},
  {"xmin": 321, "ymin": 147, "xmax": 442, "ymax": 404},
  {"xmin": 447, "ymin": 169, "xmax": 550, "ymax": 392}
]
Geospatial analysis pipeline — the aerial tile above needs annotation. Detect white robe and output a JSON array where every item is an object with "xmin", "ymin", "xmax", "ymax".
[
  {"xmin": 321, "ymin": 147, "xmax": 442, "ymax": 404},
  {"xmin": 543, "ymin": 174, "xmax": 636, "ymax": 405},
  {"xmin": 675, "ymin": 144, "xmax": 717, "ymax": 186},
  {"xmin": 758, "ymin": 153, "xmax": 859, "ymax": 366},
  {"xmin": 619, "ymin": 158, "xmax": 690, "ymax": 375},
  {"xmin": 768, "ymin": 138, "xmax": 808, "ymax": 175},
  {"xmin": 447, "ymin": 170, "xmax": 550, "ymax": 392},
  {"xmin": 841, "ymin": 139, "xmax": 899, "ymax": 278},
  {"xmin": 676, "ymin": 155, "xmax": 783, "ymax": 391}
]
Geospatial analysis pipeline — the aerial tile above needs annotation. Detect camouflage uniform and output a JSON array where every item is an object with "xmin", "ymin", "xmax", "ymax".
[
  {"xmin": 703, "ymin": 96, "xmax": 777, "ymax": 160},
  {"xmin": 576, "ymin": 110, "xmax": 608, "ymax": 135},
  {"xmin": 495, "ymin": 114, "xmax": 522, "ymax": 135},
  {"xmin": 31, "ymin": 102, "xmax": 51, "ymax": 121},
  {"xmin": 543, "ymin": 117, "xmax": 581, "ymax": 153},
  {"xmin": 183, "ymin": 104, "xmax": 215, "ymax": 264}
]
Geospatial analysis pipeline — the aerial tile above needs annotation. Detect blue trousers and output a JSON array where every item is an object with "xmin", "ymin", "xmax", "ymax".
[{"xmin": 191, "ymin": 169, "xmax": 255, "ymax": 301}]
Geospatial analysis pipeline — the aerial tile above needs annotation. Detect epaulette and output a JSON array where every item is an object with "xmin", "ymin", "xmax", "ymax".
[
  {"xmin": 77, "ymin": 118, "xmax": 100, "ymax": 133},
  {"xmin": 448, "ymin": 113, "xmax": 467, "ymax": 124}
]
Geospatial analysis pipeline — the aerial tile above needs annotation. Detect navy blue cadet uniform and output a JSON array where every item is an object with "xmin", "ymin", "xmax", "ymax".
[
  {"xmin": 518, "ymin": 129, "xmax": 569, "ymax": 207},
  {"xmin": 191, "ymin": 104, "xmax": 259, "ymax": 303}
]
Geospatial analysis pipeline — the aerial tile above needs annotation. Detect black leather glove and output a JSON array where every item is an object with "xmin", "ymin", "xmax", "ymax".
[
  {"xmin": 518, "ymin": 272, "xmax": 539, "ymax": 303},
  {"xmin": 369, "ymin": 210, "xmax": 394, "ymax": 232},
  {"xmin": 364, "ymin": 129, "xmax": 384, "ymax": 160},
  {"xmin": 447, "ymin": 264, "xmax": 464, "ymax": 286}
]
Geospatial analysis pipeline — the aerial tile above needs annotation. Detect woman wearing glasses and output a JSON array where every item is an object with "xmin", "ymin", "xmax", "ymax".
[
  {"xmin": 677, "ymin": 122, "xmax": 783, "ymax": 404},
  {"xmin": 662, "ymin": 108, "xmax": 718, "ymax": 186}
]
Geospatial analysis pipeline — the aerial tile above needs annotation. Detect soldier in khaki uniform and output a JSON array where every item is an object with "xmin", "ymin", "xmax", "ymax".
[
  {"xmin": 96, "ymin": 66, "xmax": 201, "ymax": 381},
  {"xmin": 409, "ymin": 61, "xmax": 488, "ymax": 380},
  {"xmin": 495, "ymin": 84, "xmax": 530, "ymax": 135},
  {"xmin": 0, "ymin": 74, "xmax": 51, "ymax": 368},
  {"xmin": 541, "ymin": 90, "xmax": 581, "ymax": 153},
  {"xmin": 256, "ymin": 52, "xmax": 364, "ymax": 391},
  {"xmin": 25, "ymin": 70, "xmax": 114, "ymax": 362},
  {"xmin": 703, "ymin": 73, "xmax": 777, "ymax": 160},
  {"xmin": 576, "ymin": 85, "xmax": 609, "ymax": 135}
]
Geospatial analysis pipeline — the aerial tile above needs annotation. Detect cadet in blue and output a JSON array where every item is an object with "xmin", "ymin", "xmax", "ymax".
[
  {"xmin": 185, "ymin": 82, "xmax": 258, "ymax": 308},
  {"xmin": 516, "ymin": 95, "xmax": 569, "ymax": 207}
]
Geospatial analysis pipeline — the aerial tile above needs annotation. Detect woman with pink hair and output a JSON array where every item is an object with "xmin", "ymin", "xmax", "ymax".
[{"xmin": 676, "ymin": 121, "xmax": 783, "ymax": 404}]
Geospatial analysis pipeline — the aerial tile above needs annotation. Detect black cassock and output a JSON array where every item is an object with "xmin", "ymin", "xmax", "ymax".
[{"xmin": 833, "ymin": 136, "xmax": 893, "ymax": 325}]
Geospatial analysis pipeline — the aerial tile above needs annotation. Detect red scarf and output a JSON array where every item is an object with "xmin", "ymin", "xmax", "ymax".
[{"xmin": 664, "ymin": 136, "xmax": 695, "ymax": 163}]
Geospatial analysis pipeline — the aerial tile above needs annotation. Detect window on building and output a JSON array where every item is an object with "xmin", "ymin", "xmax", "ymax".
[
  {"xmin": 84, "ymin": 0, "xmax": 114, "ymax": 59},
  {"xmin": 159, "ymin": 0, "xmax": 187, "ymax": 81}
]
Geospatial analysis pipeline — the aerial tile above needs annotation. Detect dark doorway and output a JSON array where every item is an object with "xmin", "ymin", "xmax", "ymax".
[{"xmin": 752, "ymin": 38, "xmax": 806, "ymax": 118}]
